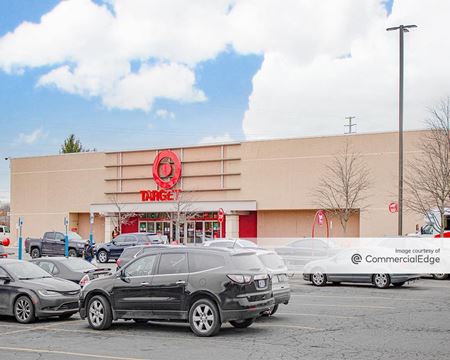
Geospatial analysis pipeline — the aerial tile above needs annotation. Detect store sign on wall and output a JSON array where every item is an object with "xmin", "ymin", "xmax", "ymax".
[{"xmin": 140, "ymin": 150, "xmax": 182, "ymax": 202}]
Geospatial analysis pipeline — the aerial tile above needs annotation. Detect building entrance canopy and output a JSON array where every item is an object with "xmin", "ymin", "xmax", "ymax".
[{"xmin": 90, "ymin": 200, "xmax": 256, "ymax": 214}]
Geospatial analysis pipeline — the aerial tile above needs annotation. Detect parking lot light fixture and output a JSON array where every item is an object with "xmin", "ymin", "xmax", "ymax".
[{"xmin": 386, "ymin": 24, "xmax": 417, "ymax": 236}]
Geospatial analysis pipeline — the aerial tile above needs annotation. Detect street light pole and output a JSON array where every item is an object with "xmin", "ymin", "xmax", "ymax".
[{"xmin": 386, "ymin": 24, "xmax": 417, "ymax": 236}]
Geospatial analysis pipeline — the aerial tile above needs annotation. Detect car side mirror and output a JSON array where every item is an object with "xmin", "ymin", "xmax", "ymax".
[
  {"xmin": 119, "ymin": 271, "xmax": 130, "ymax": 283},
  {"xmin": 0, "ymin": 275, "xmax": 11, "ymax": 283}
]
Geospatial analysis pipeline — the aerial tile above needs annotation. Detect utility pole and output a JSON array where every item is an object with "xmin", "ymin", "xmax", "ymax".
[
  {"xmin": 344, "ymin": 116, "xmax": 356, "ymax": 134},
  {"xmin": 386, "ymin": 24, "xmax": 417, "ymax": 236}
]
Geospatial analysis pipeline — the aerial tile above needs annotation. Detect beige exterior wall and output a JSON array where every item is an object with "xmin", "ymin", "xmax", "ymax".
[{"xmin": 9, "ymin": 130, "xmax": 425, "ymax": 245}]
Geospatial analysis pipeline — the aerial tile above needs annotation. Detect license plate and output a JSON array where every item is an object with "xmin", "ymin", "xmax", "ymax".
[{"xmin": 258, "ymin": 279, "xmax": 266, "ymax": 288}]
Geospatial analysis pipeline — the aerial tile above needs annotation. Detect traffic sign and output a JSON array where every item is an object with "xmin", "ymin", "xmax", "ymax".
[
  {"xmin": 389, "ymin": 202, "xmax": 398, "ymax": 213},
  {"xmin": 218, "ymin": 208, "xmax": 225, "ymax": 223}
]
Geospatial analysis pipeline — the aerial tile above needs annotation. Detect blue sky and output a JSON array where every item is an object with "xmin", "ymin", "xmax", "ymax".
[{"xmin": 1, "ymin": 0, "xmax": 448, "ymax": 204}]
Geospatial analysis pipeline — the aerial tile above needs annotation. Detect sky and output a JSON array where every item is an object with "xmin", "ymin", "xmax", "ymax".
[{"xmin": 0, "ymin": 0, "xmax": 449, "ymax": 203}]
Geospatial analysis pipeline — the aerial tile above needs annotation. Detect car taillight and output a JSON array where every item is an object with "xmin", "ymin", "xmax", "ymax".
[
  {"xmin": 227, "ymin": 274, "xmax": 252, "ymax": 284},
  {"xmin": 1, "ymin": 253, "xmax": 7, "ymax": 258},
  {"xmin": 79, "ymin": 274, "xmax": 90, "ymax": 287},
  {"xmin": 116, "ymin": 259, "xmax": 122, "ymax": 267}
]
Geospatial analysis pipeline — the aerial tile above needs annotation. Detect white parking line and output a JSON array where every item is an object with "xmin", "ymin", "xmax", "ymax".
[
  {"xmin": 291, "ymin": 294, "xmax": 423, "ymax": 301},
  {"xmin": 291, "ymin": 303, "xmax": 395, "ymax": 309},
  {"xmin": 0, "ymin": 346, "xmax": 148, "ymax": 360},
  {"xmin": 276, "ymin": 312, "xmax": 356, "ymax": 319},
  {"xmin": 255, "ymin": 323, "xmax": 324, "ymax": 331}
]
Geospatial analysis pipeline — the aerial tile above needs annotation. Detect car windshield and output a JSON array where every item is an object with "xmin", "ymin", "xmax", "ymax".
[
  {"xmin": 231, "ymin": 253, "xmax": 264, "ymax": 272},
  {"xmin": 62, "ymin": 258, "xmax": 96, "ymax": 272},
  {"xmin": 259, "ymin": 253, "xmax": 286, "ymax": 269},
  {"xmin": 67, "ymin": 232, "xmax": 82, "ymax": 240},
  {"xmin": 3, "ymin": 261, "xmax": 52, "ymax": 279}
]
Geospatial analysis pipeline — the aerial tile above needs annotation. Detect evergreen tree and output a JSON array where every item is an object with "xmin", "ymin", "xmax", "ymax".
[{"xmin": 60, "ymin": 134, "xmax": 84, "ymax": 153}]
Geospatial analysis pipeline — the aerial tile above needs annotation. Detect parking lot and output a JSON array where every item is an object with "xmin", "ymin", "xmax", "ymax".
[{"xmin": 0, "ymin": 276, "xmax": 449, "ymax": 360}]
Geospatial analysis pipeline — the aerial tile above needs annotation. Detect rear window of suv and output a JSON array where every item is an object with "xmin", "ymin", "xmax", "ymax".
[
  {"xmin": 121, "ymin": 247, "xmax": 143, "ymax": 258},
  {"xmin": 258, "ymin": 253, "xmax": 286, "ymax": 270},
  {"xmin": 188, "ymin": 252, "xmax": 225, "ymax": 272},
  {"xmin": 231, "ymin": 253, "xmax": 264, "ymax": 272}
]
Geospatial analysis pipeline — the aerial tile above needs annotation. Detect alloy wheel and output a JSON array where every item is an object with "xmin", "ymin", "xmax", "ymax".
[
  {"xmin": 15, "ymin": 298, "xmax": 31, "ymax": 322},
  {"xmin": 98, "ymin": 251, "xmax": 107, "ymax": 263},
  {"xmin": 312, "ymin": 272, "xmax": 325, "ymax": 286},
  {"xmin": 89, "ymin": 299, "xmax": 105, "ymax": 327},
  {"xmin": 374, "ymin": 273, "xmax": 388, "ymax": 288},
  {"xmin": 192, "ymin": 304, "xmax": 214, "ymax": 334}
]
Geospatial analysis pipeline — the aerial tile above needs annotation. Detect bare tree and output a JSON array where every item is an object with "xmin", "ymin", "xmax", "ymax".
[
  {"xmin": 108, "ymin": 196, "xmax": 140, "ymax": 234},
  {"xmin": 314, "ymin": 142, "xmax": 371, "ymax": 235},
  {"xmin": 0, "ymin": 201, "xmax": 10, "ymax": 227},
  {"xmin": 404, "ymin": 98, "xmax": 450, "ymax": 237},
  {"xmin": 165, "ymin": 191, "xmax": 199, "ymax": 244}
]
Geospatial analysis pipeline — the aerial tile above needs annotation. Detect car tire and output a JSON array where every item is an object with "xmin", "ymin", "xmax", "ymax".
[
  {"xmin": 97, "ymin": 250, "xmax": 109, "ymax": 264},
  {"xmin": 14, "ymin": 296, "xmax": 35, "ymax": 324},
  {"xmin": 269, "ymin": 304, "xmax": 279, "ymax": 316},
  {"xmin": 229, "ymin": 318, "xmax": 254, "ymax": 328},
  {"xmin": 68, "ymin": 248, "xmax": 77, "ymax": 257},
  {"xmin": 373, "ymin": 274, "xmax": 391, "ymax": 289},
  {"xmin": 189, "ymin": 298, "xmax": 221, "ymax": 337},
  {"xmin": 87, "ymin": 295, "xmax": 113, "ymax": 330},
  {"xmin": 432, "ymin": 273, "xmax": 449, "ymax": 280},
  {"xmin": 30, "ymin": 247, "xmax": 41, "ymax": 259},
  {"xmin": 311, "ymin": 272, "xmax": 327, "ymax": 286},
  {"xmin": 59, "ymin": 313, "xmax": 73, "ymax": 320},
  {"xmin": 392, "ymin": 282, "xmax": 406, "ymax": 287}
]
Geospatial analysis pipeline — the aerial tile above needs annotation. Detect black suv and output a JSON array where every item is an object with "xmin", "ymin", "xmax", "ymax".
[
  {"xmin": 79, "ymin": 247, "xmax": 273, "ymax": 336},
  {"xmin": 95, "ymin": 233, "xmax": 166, "ymax": 263}
]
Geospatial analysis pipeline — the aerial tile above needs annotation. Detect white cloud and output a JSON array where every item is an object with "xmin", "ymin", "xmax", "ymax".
[
  {"xmin": 1, "ymin": 0, "xmax": 450, "ymax": 139},
  {"xmin": 199, "ymin": 133, "xmax": 234, "ymax": 144},
  {"xmin": 236, "ymin": 0, "xmax": 450, "ymax": 139},
  {"xmin": 0, "ymin": 0, "xmax": 221, "ymax": 111},
  {"xmin": 17, "ymin": 128, "xmax": 46, "ymax": 144},
  {"xmin": 155, "ymin": 109, "xmax": 175, "ymax": 119}
]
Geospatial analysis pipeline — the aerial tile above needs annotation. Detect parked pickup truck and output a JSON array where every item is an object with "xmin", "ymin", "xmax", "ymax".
[{"xmin": 25, "ymin": 231, "xmax": 87, "ymax": 258}]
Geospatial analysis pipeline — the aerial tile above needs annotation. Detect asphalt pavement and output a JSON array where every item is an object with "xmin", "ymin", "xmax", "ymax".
[{"xmin": 0, "ymin": 277, "xmax": 449, "ymax": 360}]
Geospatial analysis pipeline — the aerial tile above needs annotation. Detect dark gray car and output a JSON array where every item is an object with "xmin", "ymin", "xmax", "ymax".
[
  {"xmin": 30, "ymin": 257, "xmax": 112, "ymax": 287},
  {"xmin": 0, "ymin": 259, "xmax": 81, "ymax": 323}
]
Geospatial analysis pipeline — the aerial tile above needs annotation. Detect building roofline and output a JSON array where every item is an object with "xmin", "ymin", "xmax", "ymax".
[{"xmin": 9, "ymin": 128, "xmax": 427, "ymax": 160}]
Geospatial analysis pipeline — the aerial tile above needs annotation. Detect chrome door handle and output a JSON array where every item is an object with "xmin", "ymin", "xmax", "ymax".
[
  {"xmin": 140, "ymin": 282, "xmax": 150, "ymax": 286},
  {"xmin": 176, "ymin": 280, "xmax": 186, "ymax": 285}
]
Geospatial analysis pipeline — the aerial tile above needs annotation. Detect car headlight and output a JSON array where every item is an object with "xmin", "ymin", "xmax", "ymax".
[{"xmin": 37, "ymin": 290, "xmax": 60, "ymax": 297}]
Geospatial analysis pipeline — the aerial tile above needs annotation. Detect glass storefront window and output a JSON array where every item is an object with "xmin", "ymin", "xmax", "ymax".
[{"xmin": 195, "ymin": 222, "xmax": 203, "ymax": 243}]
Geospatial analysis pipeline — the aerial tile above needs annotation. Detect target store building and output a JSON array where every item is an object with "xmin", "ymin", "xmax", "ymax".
[{"xmin": 9, "ymin": 131, "xmax": 425, "ymax": 246}]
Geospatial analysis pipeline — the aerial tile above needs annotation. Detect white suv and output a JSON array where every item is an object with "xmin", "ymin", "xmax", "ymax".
[{"xmin": 0, "ymin": 225, "xmax": 10, "ymax": 240}]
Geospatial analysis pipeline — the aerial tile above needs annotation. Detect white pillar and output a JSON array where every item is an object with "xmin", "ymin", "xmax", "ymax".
[
  {"xmin": 225, "ymin": 214, "xmax": 239, "ymax": 238},
  {"xmin": 104, "ymin": 216, "xmax": 114, "ymax": 243}
]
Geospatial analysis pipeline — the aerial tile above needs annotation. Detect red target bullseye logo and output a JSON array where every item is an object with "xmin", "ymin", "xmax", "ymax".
[{"xmin": 152, "ymin": 150, "xmax": 182, "ymax": 189}]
